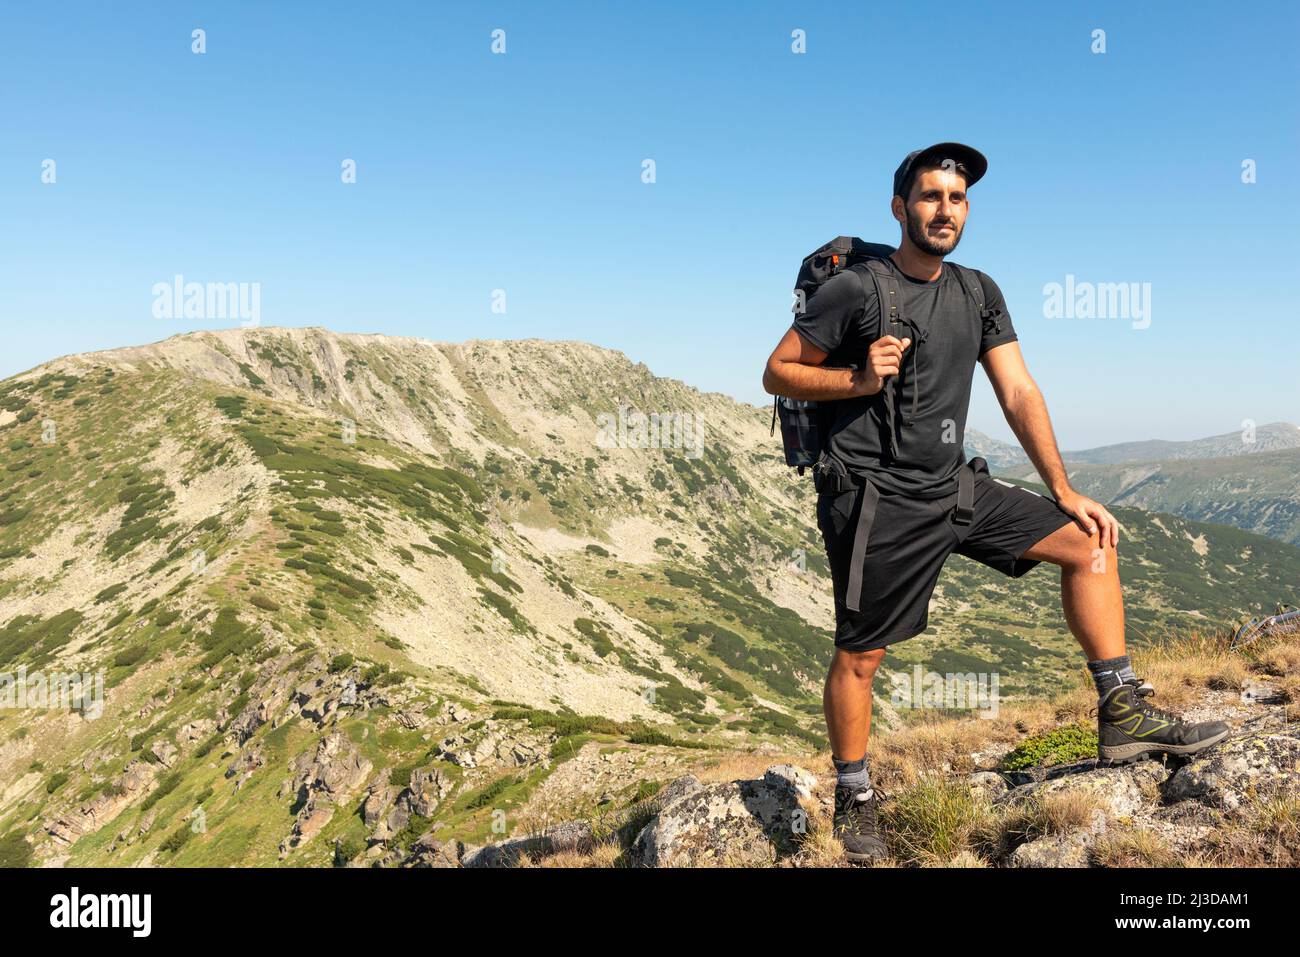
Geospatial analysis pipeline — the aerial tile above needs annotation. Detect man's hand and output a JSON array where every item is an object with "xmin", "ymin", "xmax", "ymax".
[
  {"xmin": 1055, "ymin": 489, "xmax": 1121, "ymax": 547},
  {"xmin": 852, "ymin": 336, "xmax": 911, "ymax": 396}
]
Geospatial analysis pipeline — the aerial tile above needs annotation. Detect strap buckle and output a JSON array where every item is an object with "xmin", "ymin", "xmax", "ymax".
[
  {"xmin": 953, "ymin": 457, "xmax": 985, "ymax": 526},
  {"xmin": 812, "ymin": 454, "xmax": 854, "ymax": 494}
]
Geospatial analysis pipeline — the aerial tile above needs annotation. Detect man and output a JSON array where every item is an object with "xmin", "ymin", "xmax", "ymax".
[{"xmin": 761, "ymin": 143, "xmax": 1230, "ymax": 864}]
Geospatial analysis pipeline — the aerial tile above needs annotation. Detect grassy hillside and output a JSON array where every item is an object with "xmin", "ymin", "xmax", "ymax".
[
  {"xmin": 1011, "ymin": 450, "xmax": 1300, "ymax": 546},
  {"xmin": 0, "ymin": 328, "xmax": 1295, "ymax": 866},
  {"xmin": 972, "ymin": 425, "xmax": 1300, "ymax": 546}
]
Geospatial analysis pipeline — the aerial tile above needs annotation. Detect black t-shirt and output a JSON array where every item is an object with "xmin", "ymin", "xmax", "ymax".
[{"xmin": 790, "ymin": 257, "xmax": 1017, "ymax": 498}]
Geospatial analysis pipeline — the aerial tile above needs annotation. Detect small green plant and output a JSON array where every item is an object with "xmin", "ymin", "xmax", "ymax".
[
  {"xmin": 333, "ymin": 835, "xmax": 364, "ymax": 867},
  {"xmin": 93, "ymin": 583, "xmax": 127, "ymax": 604},
  {"xmin": 140, "ymin": 772, "xmax": 182, "ymax": 812},
  {"xmin": 154, "ymin": 609, "xmax": 181, "ymax": 628},
  {"xmin": 466, "ymin": 774, "xmax": 520, "ymax": 810},
  {"xmin": 158, "ymin": 825, "xmax": 193, "ymax": 854},
  {"xmin": 249, "ymin": 594, "xmax": 281, "ymax": 612},
  {"xmin": 628, "ymin": 779, "xmax": 663, "ymax": 805},
  {"xmin": 113, "ymin": 644, "xmax": 149, "ymax": 668},
  {"xmin": 1001, "ymin": 723, "xmax": 1098, "ymax": 772}
]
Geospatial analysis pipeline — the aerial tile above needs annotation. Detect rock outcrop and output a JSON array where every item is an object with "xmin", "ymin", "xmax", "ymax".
[
  {"xmin": 631, "ymin": 764, "xmax": 818, "ymax": 867},
  {"xmin": 279, "ymin": 732, "xmax": 373, "ymax": 856},
  {"xmin": 461, "ymin": 820, "xmax": 595, "ymax": 868},
  {"xmin": 46, "ymin": 759, "xmax": 157, "ymax": 846},
  {"xmin": 984, "ymin": 685, "xmax": 1298, "ymax": 867}
]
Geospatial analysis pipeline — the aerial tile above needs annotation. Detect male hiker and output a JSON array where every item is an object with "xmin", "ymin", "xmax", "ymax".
[{"xmin": 761, "ymin": 143, "xmax": 1230, "ymax": 863}]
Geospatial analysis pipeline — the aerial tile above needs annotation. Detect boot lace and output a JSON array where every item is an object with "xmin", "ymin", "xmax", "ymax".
[
  {"xmin": 835, "ymin": 785, "xmax": 887, "ymax": 832},
  {"xmin": 1132, "ymin": 681, "xmax": 1177, "ymax": 723}
]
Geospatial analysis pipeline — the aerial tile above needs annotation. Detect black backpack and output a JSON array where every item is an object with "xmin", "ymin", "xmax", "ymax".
[{"xmin": 771, "ymin": 236, "xmax": 1002, "ymax": 475}]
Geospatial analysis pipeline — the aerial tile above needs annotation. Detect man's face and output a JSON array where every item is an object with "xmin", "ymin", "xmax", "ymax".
[{"xmin": 894, "ymin": 165, "xmax": 970, "ymax": 256}]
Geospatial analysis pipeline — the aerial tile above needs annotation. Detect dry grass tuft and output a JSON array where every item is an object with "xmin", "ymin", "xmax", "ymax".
[
  {"xmin": 981, "ymin": 790, "xmax": 1100, "ymax": 858},
  {"xmin": 1090, "ymin": 828, "xmax": 1181, "ymax": 868},
  {"xmin": 882, "ymin": 776, "xmax": 997, "ymax": 866}
]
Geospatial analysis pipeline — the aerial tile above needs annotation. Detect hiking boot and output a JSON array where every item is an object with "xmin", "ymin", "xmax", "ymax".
[
  {"xmin": 1097, "ymin": 679, "xmax": 1230, "ymax": 765},
  {"xmin": 832, "ymin": 785, "xmax": 887, "ymax": 864}
]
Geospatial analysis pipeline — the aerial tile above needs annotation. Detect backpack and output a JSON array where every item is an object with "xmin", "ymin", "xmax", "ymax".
[{"xmin": 771, "ymin": 235, "xmax": 1003, "ymax": 475}]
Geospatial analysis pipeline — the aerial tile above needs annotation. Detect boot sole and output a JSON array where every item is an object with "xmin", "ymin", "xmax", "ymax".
[
  {"xmin": 844, "ymin": 848, "xmax": 887, "ymax": 865},
  {"xmin": 1098, "ymin": 727, "xmax": 1231, "ymax": 765}
]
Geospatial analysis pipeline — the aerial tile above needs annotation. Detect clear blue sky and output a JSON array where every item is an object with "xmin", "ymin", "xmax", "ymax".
[{"xmin": 2, "ymin": 1, "xmax": 1296, "ymax": 448}]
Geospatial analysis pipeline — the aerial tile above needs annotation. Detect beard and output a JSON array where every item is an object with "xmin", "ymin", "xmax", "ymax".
[{"xmin": 905, "ymin": 207, "xmax": 963, "ymax": 256}]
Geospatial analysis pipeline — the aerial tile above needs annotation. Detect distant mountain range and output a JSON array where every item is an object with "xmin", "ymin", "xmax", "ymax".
[
  {"xmin": 965, "ymin": 425, "xmax": 1300, "ymax": 545},
  {"xmin": 967, "ymin": 422, "xmax": 1300, "ymax": 468}
]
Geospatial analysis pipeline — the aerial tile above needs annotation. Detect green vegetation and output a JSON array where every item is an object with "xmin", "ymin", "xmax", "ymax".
[
  {"xmin": 140, "ymin": 772, "xmax": 182, "ymax": 812},
  {"xmin": 215, "ymin": 395, "xmax": 247, "ymax": 418},
  {"xmin": 104, "ymin": 474, "xmax": 177, "ymax": 560},
  {"xmin": 478, "ymin": 588, "xmax": 530, "ymax": 634},
  {"xmin": 113, "ymin": 644, "xmax": 149, "ymax": 668},
  {"xmin": 1001, "ymin": 724, "xmax": 1098, "ymax": 772},
  {"xmin": 94, "ymin": 583, "xmax": 127, "ymax": 604},
  {"xmin": 196, "ymin": 608, "xmax": 261, "ymax": 670},
  {"xmin": 158, "ymin": 826, "xmax": 194, "ymax": 855},
  {"xmin": 490, "ymin": 706, "xmax": 707, "ymax": 750},
  {"xmin": 0, "ymin": 609, "xmax": 83, "ymax": 669},
  {"xmin": 249, "ymin": 594, "xmax": 281, "ymax": 612},
  {"xmin": 0, "ymin": 831, "xmax": 32, "ymax": 868},
  {"xmin": 2, "ymin": 331, "xmax": 1298, "ymax": 868},
  {"xmin": 574, "ymin": 618, "xmax": 614, "ymax": 657}
]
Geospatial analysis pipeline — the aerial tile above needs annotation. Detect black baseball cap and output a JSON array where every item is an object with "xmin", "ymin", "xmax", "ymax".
[{"xmin": 893, "ymin": 142, "xmax": 988, "ymax": 198}]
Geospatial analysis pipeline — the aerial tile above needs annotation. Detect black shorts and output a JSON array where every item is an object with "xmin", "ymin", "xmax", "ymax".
[{"xmin": 817, "ymin": 458, "xmax": 1074, "ymax": 653}]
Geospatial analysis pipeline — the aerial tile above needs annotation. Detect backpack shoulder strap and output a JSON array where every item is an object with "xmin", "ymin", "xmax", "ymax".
[
  {"xmin": 851, "ymin": 259, "xmax": 903, "ymax": 341},
  {"xmin": 849, "ymin": 260, "xmax": 905, "ymax": 462},
  {"xmin": 949, "ymin": 264, "xmax": 1005, "ymax": 335}
]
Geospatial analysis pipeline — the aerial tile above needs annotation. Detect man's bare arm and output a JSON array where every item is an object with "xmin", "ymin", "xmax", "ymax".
[
  {"xmin": 980, "ymin": 341, "xmax": 1070, "ymax": 496},
  {"xmin": 762, "ymin": 328, "xmax": 910, "ymax": 401},
  {"xmin": 981, "ymin": 341, "xmax": 1120, "ymax": 545}
]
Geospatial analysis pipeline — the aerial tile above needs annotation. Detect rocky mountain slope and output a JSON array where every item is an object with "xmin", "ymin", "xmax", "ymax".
[
  {"xmin": 963, "ymin": 428, "xmax": 1031, "ymax": 471},
  {"xmin": 1043, "ymin": 451, "xmax": 1300, "ymax": 547},
  {"xmin": 0, "ymin": 327, "xmax": 1296, "ymax": 867},
  {"xmin": 437, "ymin": 628, "xmax": 1300, "ymax": 868}
]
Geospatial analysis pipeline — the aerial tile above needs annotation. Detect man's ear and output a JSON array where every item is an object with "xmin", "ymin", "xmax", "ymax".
[{"xmin": 890, "ymin": 195, "xmax": 905, "ymax": 225}]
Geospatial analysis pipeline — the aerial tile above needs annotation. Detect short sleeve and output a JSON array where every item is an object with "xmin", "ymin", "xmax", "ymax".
[
  {"xmin": 976, "ymin": 271, "xmax": 1018, "ymax": 356},
  {"xmin": 790, "ymin": 269, "xmax": 866, "ymax": 356}
]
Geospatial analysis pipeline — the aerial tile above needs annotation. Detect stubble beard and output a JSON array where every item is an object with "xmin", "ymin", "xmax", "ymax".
[{"xmin": 905, "ymin": 207, "xmax": 963, "ymax": 257}]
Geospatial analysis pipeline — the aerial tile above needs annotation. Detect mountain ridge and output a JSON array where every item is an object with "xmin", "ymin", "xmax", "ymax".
[{"xmin": 1, "ymin": 326, "xmax": 1296, "ymax": 866}]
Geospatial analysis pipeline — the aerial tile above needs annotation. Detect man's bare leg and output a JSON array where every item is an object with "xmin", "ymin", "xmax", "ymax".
[
  {"xmin": 1021, "ymin": 521, "xmax": 1125, "ymax": 661},
  {"xmin": 825, "ymin": 646, "xmax": 889, "ymax": 862},
  {"xmin": 1021, "ymin": 517, "xmax": 1231, "ymax": 760},
  {"xmin": 823, "ymin": 647, "xmax": 887, "ymax": 762}
]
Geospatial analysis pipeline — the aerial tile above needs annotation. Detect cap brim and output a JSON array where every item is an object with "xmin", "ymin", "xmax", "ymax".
[{"xmin": 915, "ymin": 142, "xmax": 987, "ymax": 188}]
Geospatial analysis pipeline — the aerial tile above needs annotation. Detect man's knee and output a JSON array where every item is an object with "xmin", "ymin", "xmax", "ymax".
[
  {"xmin": 832, "ymin": 647, "xmax": 886, "ymax": 682},
  {"xmin": 1068, "ymin": 536, "xmax": 1118, "ymax": 575},
  {"xmin": 1038, "ymin": 525, "xmax": 1118, "ymax": 573}
]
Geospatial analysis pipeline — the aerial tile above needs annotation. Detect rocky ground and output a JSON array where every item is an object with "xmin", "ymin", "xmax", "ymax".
[{"xmin": 413, "ymin": 672, "xmax": 1298, "ymax": 868}]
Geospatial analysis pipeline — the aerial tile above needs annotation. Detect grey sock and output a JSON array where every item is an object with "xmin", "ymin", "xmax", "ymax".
[
  {"xmin": 833, "ymin": 755, "xmax": 870, "ymax": 792},
  {"xmin": 1088, "ymin": 655, "xmax": 1136, "ymax": 696}
]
